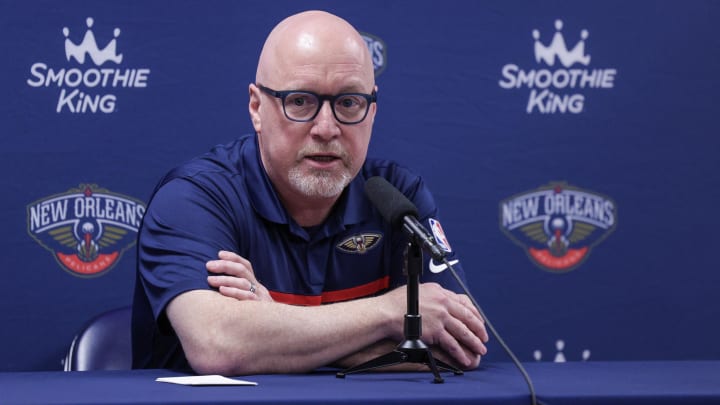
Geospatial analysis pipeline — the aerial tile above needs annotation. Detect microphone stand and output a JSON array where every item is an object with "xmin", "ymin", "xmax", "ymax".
[{"xmin": 336, "ymin": 241, "xmax": 463, "ymax": 383}]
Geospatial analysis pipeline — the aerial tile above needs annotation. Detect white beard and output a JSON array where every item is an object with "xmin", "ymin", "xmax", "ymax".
[{"xmin": 288, "ymin": 166, "xmax": 352, "ymax": 198}]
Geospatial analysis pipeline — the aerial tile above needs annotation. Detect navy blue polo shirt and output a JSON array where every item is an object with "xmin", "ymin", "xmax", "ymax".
[{"xmin": 132, "ymin": 134, "xmax": 467, "ymax": 370}]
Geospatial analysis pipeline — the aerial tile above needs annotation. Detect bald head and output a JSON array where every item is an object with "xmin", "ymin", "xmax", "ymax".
[{"xmin": 256, "ymin": 11, "xmax": 374, "ymax": 91}]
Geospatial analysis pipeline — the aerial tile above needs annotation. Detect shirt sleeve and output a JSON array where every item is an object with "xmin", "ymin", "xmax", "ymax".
[{"xmin": 137, "ymin": 177, "xmax": 239, "ymax": 322}]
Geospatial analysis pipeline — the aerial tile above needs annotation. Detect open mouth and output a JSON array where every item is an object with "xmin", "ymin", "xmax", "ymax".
[{"xmin": 306, "ymin": 155, "xmax": 339, "ymax": 163}]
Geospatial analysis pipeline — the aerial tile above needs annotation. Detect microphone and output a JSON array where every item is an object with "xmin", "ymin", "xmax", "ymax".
[
  {"xmin": 364, "ymin": 177, "xmax": 447, "ymax": 262},
  {"xmin": 363, "ymin": 176, "xmax": 541, "ymax": 405}
]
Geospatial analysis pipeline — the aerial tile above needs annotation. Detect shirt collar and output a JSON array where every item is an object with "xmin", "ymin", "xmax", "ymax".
[{"xmin": 243, "ymin": 135, "xmax": 288, "ymax": 224}]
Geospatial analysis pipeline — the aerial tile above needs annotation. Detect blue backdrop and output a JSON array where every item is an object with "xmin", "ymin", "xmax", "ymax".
[{"xmin": 1, "ymin": 0, "xmax": 718, "ymax": 371}]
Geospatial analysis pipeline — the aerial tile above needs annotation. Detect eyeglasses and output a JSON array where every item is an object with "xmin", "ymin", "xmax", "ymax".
[{"xmin": 257, "ymin": 84, "xmax": 377, "ymax": 125}]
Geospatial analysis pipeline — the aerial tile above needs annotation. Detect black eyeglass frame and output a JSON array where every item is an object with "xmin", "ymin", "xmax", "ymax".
[{"xmin": 257, "ymin": 84, "xmax": 377, "ymax": 125}]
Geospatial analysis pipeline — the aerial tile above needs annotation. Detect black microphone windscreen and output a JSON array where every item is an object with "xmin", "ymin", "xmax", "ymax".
[{"xmin": 364, "ymin": 176, "xmax": 419, "ymax": 227}]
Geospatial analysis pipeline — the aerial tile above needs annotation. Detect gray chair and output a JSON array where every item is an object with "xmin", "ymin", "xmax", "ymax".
[{"xmin": 63, "ymin": 306, "xmax": 133, "ymax": 371}]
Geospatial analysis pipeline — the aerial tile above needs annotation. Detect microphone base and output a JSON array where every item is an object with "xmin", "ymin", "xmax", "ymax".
[
  {"xmin": 337, "ymin": 241, "xmax": 462, "ymax": 383},
  {"xmin": 335, "ymin": 338, "xmax": 463, "ymax": 383}
]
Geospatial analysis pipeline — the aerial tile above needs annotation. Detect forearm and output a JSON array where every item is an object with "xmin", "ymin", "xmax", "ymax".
[{"xmin": 167, "ymin": 289, "xmax": 400, "ymax": 375}]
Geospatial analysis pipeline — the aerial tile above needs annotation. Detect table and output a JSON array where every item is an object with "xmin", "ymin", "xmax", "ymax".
[{"xmin": 1, "ymin": 361, "xmax": 718, "ymax": 404}]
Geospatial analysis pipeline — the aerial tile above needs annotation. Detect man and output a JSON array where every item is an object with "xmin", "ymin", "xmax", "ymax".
[{"xmin": 132, "ymin": 10, "xmax": 488, "ymax": 376}]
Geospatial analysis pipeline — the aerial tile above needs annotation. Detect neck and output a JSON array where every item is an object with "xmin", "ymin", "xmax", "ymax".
[{"xmin": 278, "ymin": 191, "xmax": 340, "ymax": 227}]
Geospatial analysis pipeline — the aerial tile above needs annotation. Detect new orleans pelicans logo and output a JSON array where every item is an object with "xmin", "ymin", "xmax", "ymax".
[
  {"xmin": 27, "ymin": 184, "xmax": 146, "ymax": 277},
  {"xmin": 499, "ymin": 182, "xmax": 616, "ymax": 272},
  {"xmin": 337, "ymin": 233, "xmax": 382, "ymax": 254},
  {"xmin": 361, "ymin": 32, "xmax": 387, "ymax": 77}
]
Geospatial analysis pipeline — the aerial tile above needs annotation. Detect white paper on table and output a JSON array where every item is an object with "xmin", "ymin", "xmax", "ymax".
[{"xmin": 156, "ymin": 375, "xmax": 258, "ymax": 386}]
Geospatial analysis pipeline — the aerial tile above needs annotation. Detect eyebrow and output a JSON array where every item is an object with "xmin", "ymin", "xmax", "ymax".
[
  {"xmin": 288, "ymin": 86, "xmax": 374, "ymax": 95},
  {"xmin": 282, "ymin": 79, "xmax": 372, "ymax": 94}
]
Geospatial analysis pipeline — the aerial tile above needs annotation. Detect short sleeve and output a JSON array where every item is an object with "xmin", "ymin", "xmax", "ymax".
[{"xmin": 137, "ymin": 177, "xmax": 239, "ymax": 321}]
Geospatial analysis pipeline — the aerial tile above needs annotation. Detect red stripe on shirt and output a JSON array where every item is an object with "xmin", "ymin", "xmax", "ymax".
[{"xmin": 269, "ymin": 275, "xmax": 391, "ymax": 306}]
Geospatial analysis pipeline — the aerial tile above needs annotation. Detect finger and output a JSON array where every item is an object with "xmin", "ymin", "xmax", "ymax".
[
  {"xmin": 456, "ymin": 304, "xmax": 489, "ymax": 343},
  {"xmin": 206, "ymin": 258, "xmax": 254, "ymax": 279},
  {"xmin": 209, "ymin": 276, "xmax": 260, "ymax": 299},
  {"xmin": 217, "ymin": 285, "xmax": 260, "ymax": 301},
  {"xmin": 458, "ymin": 294, "xmax": 483, "ymax": 319},
  {"xmin": 443, "ymin": 315, "xmax": 487, "ymax": 356},
  {"xmin": 207, "ymin": 275, "xmax": 253, "ymax": 290},
  {"xmin": 437, "ymin": 345, "xmax": 482, "ymax": 370},
  {"xmin": 448, "ymin": 293, "xmax": 489, "ymax": 343},
  {"xmin": 218, "ymin": 250, "xmax": 252, "ymax": 268},
  {"xmin": 437, "ymin": 330, "xmax": 474, "ymax": 369}
]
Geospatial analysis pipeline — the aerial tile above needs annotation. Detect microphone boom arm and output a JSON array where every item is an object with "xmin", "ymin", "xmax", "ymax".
[{"xmin": 401, "ymin": 216, "xmax": 447, "ymax": 262}]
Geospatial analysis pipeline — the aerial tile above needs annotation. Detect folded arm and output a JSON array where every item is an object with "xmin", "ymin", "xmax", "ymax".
[
  {"xmin": 167, "ymin": 288, "xmax": 399, "ymax": 375},
  {"xmin": 167, "ymin": 251, "xmax": 488, "ymax": 375}
]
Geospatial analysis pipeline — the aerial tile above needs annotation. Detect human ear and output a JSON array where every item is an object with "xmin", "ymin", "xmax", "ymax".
[{"xmin": 248, "ymin": 84, "xmax": 262, "ymax": 132}]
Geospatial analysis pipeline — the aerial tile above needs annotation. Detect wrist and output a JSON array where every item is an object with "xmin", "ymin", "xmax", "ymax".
[{"xmin": 373, "ymin": 291, "xmax": 404, "ymax": 341}]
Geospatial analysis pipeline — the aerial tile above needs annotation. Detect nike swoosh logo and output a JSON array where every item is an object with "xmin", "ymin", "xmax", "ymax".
[{"xmin": 429, "ymin": 259, "xmax": 459, "ymax": 274}]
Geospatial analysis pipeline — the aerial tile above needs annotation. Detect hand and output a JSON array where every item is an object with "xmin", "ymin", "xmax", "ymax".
[
  {"xmin": 206, "ymin": 250, "xmax": 274, "ymax": 302},
  {"xmin": 384, "ymin": 283, "xmax": 488, "ymax": 370}
]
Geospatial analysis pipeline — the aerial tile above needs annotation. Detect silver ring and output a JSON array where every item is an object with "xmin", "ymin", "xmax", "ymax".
[{"xmin": 249, "ymin": 283, "xmax": 256, "ymax": 294}]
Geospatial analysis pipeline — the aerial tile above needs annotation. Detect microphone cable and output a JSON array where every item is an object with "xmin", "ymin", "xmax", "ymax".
[
  {"xmin": 363, "ymin": 176, "xmax": 545, "ymax": 404},
  {"xmin": 443, "ymin": 257, "xmax": 545, "ymax": 405}
]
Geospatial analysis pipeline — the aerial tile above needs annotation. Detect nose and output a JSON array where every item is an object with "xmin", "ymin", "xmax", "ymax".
[{"xmin": 310, "ymin": 100, "xmax": 341, "ymax": 140}]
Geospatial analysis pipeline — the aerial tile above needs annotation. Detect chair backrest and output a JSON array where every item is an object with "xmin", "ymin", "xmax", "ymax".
[{"xmin": 64, "ymin": 306, "xmax": 133, "ymax": 371}]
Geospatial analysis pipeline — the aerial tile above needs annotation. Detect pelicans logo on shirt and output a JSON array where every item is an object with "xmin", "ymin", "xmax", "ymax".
[
  {"xmin": 499, "ymin": 182, "xmax": 617, "ymax": 272},
  {"xmin": 336, "ymin": 233, "xmax": 383, "ymax": 254},
  {"xmin": 27, "ymin": 184, "xmax": 146, "ymax": 277}
]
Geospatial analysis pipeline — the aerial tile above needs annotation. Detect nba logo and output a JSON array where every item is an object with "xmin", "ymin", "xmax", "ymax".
[{"xmin": 428, "ymin": 218, "xmax": 452, "ymax": 252}]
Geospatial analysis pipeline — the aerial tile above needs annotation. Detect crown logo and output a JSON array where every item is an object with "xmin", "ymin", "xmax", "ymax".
[
  {"xmin": 533, "ymin": 339, "xmax": 591, "ymax": 363},
  {"xmin": 533, "ymin": 19, "xmax": 590, "ymax": 68},
  {"xmin": 63, "ymin": 17, "xmax": 123, "ymax": 66}
]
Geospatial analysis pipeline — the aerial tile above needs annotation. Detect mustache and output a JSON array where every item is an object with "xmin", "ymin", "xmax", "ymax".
[{"xmin": 297, "ymin": 142, "xmax": 349, "ymax": 161}]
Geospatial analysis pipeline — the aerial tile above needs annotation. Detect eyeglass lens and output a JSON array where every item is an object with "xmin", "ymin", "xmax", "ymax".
[{"xmin": 283, "ymin": 92, "xmax": 369, "ymax": 123}]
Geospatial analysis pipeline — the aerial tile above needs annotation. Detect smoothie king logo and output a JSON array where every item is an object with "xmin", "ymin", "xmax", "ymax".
[
  {"xmin": 27, "ymin": 184, "xmax": 146, "ymax": 277},
  {"xmin": 499, "ymin": 19, "xmax": 617, "ymax": 114},
  {"xmin": 26, "ymin": 17, "xmax": 150, "ymax": 113},
  {"xmin": 499, "ymin": 183, "xmax": 617, "ymax": 272},
  {"xmin": 361, "ymin": 32, "xmax": 387, "ymax": 77}
]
